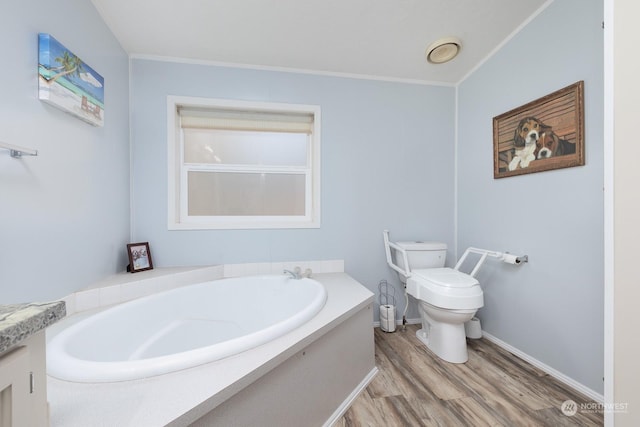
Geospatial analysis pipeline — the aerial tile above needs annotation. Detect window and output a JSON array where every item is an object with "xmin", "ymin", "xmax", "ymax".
[{"xmin": 168, "ymin": 96, "xmax": 321, "ymax": 229}]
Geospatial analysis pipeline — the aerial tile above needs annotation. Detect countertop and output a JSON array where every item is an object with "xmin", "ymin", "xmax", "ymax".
[{"xmin": 0, "ymin": 301, "xmax": 66, "ymax": 354}]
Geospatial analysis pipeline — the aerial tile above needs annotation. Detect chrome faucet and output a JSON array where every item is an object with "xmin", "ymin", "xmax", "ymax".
[
  {"xmin": 284, "ymin": 268, "xmax": 301, "ymax": 279},
  {"xmin": 283, "ymin": 266, "xmax": 312, "ymax": 279}
]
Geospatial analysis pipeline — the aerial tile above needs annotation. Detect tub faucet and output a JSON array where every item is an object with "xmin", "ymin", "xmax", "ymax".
[
  {"xmin": 284, "ymin": 268, "xmax": 301, "ymax": 279},
  {"xmin": 284, "ymin": 267, "xmax": 312, "ymax": 279}
]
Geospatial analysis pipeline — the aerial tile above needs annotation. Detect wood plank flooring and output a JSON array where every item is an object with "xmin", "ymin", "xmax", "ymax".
[{"xmin": 336, "ymin": 325, "xmax": 603, "ymax": 427}]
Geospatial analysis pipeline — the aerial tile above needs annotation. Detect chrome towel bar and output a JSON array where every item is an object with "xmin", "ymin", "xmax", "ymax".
[{"xmin": 0, "ymin": 140, "xmax": 38, "ymax": 158}]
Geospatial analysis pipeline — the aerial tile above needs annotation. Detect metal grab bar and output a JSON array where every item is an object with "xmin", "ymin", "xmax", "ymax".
[
  {"xmin": 455, "ymin": 247, "xmax": 528, "ymax": 278},
  {"xmin": 0, "ymin": 140, "xmax": 38, "ymax": 158},
  {"xmin": 383, "ymin": 230, "xmax": 411, "ymax": 278}
]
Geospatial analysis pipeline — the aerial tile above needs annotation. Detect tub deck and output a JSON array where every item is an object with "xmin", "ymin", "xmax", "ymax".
[{"xmin": 47, "ymin": 272, "xmax": 375, "ymax": 426}]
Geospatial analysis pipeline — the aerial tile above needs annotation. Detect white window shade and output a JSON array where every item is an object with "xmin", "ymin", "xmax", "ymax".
[{"xmin": 179, "ymin": 107, "xmax": 314, "ymax": 134}]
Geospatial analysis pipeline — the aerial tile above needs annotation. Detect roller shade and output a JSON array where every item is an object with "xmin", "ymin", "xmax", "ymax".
[{"xmin": 179, "ymin": 107, "xmax": 314, "ymax": 134}]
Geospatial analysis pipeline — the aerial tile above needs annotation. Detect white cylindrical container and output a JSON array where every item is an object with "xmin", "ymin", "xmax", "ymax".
[
  {"xmin": 465, "ymin": 317, "xmax": 482, "ymax": 339},
  {"xmin": 380, "ymin": 304, "xmax": 396, "ymax": 332}
]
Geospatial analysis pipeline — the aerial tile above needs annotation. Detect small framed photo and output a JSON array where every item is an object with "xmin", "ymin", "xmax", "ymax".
[
  {"xmin": 493, "ymin": 81, "xmax": 585, "ymax": 178},
  {"xmin": 126, "ymin": 242, "xmax": 153, "ymax": 273}
]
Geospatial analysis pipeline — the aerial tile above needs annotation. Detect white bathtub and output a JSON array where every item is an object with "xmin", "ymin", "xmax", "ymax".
[{"xmin": 47, "ymin": 275, "xmax": 327, "ymax": 383}]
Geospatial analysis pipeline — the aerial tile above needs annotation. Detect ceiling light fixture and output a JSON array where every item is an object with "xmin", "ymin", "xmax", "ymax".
[{"xmin": 425, "ymin": 37, "xmax": 462, "ymax": 64}]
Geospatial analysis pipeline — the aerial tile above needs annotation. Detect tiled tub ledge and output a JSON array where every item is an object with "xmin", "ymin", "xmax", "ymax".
[
  {"xmin": 62, "ymin": 259, "xmax": 344, "ymax": 316},
  {"xmin": 0, "ymin": 301, "xmax": 66, "ymax": 354}
]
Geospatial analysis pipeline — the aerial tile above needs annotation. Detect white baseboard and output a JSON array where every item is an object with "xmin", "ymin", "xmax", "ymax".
[
  {"xmin": 370, "ymin": 320, "xmax": 603, "ymax": 404},
  {"xmin": 324, "ymin": 367, "xmax": 378, "ymax": 427},
  {"xmin": 372, "ymin": 317, "xmax": 421, "ymax": 329},
  {"xmin": 482, "ymin": 331, "xmax": 604, "ymax": 403}
]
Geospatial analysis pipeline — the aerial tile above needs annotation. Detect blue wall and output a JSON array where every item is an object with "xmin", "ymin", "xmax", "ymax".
[
  {"xmin": 130, "ymin": 59, "xmax": 456, "ymax": 318},
  {"xmin": 457, "ymin": 0, "xmax": 604, "ymax": 393},
  {"xmin": 0, "ymin": 0, "xmax": 130, "ymax": 303}
]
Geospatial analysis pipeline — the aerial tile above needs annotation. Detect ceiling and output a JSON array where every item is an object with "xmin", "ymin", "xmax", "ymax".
[{"xmin": 91, "ymin": 0, "xmax": 550, "ymax": 85}]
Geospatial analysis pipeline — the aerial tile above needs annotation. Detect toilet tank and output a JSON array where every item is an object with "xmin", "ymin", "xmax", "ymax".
[{"xmin": 394, "ymin": 241, "xmax": 447, "ymax": 271}]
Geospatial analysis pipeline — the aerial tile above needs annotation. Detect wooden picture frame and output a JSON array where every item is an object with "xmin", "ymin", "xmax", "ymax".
[
  {"xmin": 126, "ymin": 242, "xmax": 153, "ymax": 273},
  {"xmin": 493, "ymin": 81, "xmax": 584, "ymax": 178}
]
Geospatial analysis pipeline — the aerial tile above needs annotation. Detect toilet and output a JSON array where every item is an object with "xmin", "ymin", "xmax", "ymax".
[{"xmin": 389, "ymin": 239, "xmax": 483, "ymax": 364}]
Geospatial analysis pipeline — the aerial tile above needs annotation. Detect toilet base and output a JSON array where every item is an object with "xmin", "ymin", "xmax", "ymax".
[
  {"xmin": 416, "ymin": 301, "xmax": 476, "ymax": 364},
  {"xmin": 415, "ymin": 325, "xmax": 469, "ymax": 364}
]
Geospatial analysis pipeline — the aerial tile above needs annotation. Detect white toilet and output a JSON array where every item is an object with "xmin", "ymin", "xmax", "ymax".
[{"xmin": 391, "ymin": 240, "xmax": 483, "ymax": 364}]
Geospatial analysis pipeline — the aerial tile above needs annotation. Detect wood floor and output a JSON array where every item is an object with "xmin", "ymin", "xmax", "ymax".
[{"xmin": 336, "ymin": 325, "xmax": 603, "ymax": 427}]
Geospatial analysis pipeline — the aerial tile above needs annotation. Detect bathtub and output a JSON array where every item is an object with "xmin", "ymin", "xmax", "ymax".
[{"xmin": 47, "ymin": 275, "xmax": 327, "ymax": 383}]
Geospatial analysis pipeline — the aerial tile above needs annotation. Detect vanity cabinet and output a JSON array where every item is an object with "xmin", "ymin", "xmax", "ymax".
[
  {"xmin": 0, "ymin": 302, "xmax": 65, "ymax": 427},
  {"xmin": 0, "ymin": 331, "xmax": 47, "ymax": 427}
]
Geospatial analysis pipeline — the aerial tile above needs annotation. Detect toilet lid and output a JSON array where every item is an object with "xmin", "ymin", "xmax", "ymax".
[
  {"xmin": 412, "ymin": 268, "xmax": 479, "ymax": 288},
  {"xmin": 396, "ymin": 241, "xmax": 447, "ymax": 251}
]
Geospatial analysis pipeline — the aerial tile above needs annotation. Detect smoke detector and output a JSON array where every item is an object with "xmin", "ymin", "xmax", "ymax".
[{"xmin": 425, "ymin": 37, "xmax": 462, "ymax": 64}]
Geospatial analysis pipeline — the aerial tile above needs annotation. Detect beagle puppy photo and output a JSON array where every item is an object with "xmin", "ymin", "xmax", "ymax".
[
  {"xmin": 493, "ymin": 81, "xmax": 584, "ymax": 178},
  {"xmin": 508, "ymin": 117, "xmax": 547, "ymax": 171},
  {"xmin": 535, "ymin": 129, "xmax": 576, "ymax": 159}
]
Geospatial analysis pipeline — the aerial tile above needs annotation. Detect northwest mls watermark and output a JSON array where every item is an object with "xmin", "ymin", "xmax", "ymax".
[{"xmin": 561, "ymin": 399, "xmax": 628, "ymax": 416}]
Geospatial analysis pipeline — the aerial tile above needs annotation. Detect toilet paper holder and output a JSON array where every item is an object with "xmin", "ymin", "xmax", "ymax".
[
  {"xmin": 501, "ymin": 253, "xmax": 528, "ymax": 265},
  {"xmin": 378, "ymin": 280, "xmax": 397, "ymax": 333}
]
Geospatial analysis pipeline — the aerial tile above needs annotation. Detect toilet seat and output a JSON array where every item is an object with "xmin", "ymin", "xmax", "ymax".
[
  {"xmin": 412, "ymin": 268, "xmax": 479, "ymax": 288},
  {"xmin": 407, "ymin": 267, "xmax": 484, "ymax": 310}
]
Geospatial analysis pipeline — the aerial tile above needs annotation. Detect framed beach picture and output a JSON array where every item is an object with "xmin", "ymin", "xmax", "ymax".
[
  {"xmin": 38, "ymin": 33, "xmax": 104, "ymax": 127},
  {"xmin": 126, "ymin": 242, "xmax": 154, "ymax": 273},
  {"xmin": 493, "ymin": 81, "xmax": 584, "ymax": 179}
]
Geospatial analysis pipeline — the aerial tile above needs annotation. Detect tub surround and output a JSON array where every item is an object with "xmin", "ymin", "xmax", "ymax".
[
  {"xmin": 63, "ymin": 265, "xmax": 225, "ymax": 315},
  {"xmin": 0, "ymin": 301, "xmax": 66, "ymax": 354},
  {"xmin": 61, "ymin": 260, "xmax": 344, "ymax": 315},
  {"xmin": 47, "ymin": 271, "xmax": 375, "ymax": 426},
  {"xmin": 193, "ymin": 299, "xmax": 376, "ymax": 427}
]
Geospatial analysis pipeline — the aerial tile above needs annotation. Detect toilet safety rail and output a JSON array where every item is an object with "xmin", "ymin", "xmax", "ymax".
[
  {"xmin": 383, "ymin": 230, "xmax": 527, "ymax": 280},
  {"xmin": 455, "ymin": 247, "xmax": 528, "ymax": 277},
  {"xmin": 383, "ymin": 230, "xmax": 412, "ymax": 278}
]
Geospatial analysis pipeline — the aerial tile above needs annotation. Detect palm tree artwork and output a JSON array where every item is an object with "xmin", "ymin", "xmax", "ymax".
[
  {"xmin": 38, "ymin": 33, "xmax": 105, "ymax": 127},
  {"xmin": 48, "ymin": 51, "xmax": 85, "ymax": 85}
]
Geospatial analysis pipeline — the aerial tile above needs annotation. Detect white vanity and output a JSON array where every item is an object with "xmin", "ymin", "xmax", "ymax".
[{"xmin": 0, "ymin": 302, "xmax": 65, "ymax": 427}]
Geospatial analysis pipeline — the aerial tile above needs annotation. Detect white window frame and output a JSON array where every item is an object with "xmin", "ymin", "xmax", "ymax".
[{"xmin": 167, "ymin": 96, "xmax": 321, "ymax": 230}]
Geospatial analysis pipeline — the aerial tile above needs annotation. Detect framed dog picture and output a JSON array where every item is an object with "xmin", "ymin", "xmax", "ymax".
[
  {"xmin": 126, "ymin": 242, "xmax": 153, "ymax": 273},
  {"xmin": 493, "ymin": 81, "xmax": 584, "ymax": 179}
]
